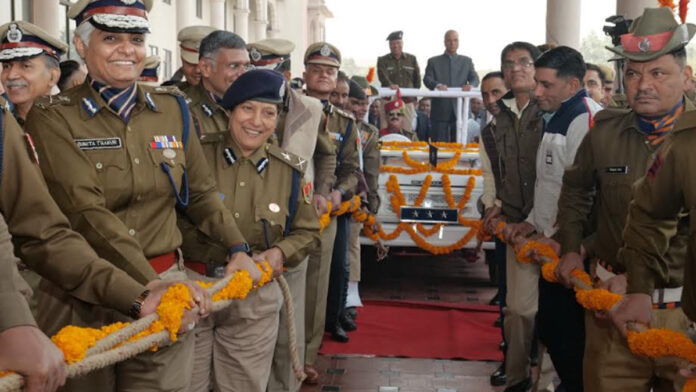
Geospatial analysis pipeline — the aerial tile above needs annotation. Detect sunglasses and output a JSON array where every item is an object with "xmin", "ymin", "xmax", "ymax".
[{"xmin": 388, "ymin": 112, "xmax": 404, "ymax": 117}]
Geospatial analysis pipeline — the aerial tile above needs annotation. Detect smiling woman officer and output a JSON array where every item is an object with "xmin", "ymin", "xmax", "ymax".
[
  {"xmin": 179, "ymin": 68, "xmax": 320, "ymax": 392},
  {"xmin": 23, "ymin": 1, "xmax": 263, "ymax": 391}
]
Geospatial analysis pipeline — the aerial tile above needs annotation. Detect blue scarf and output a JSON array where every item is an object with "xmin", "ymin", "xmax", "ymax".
[{"xmin": 91, "ymin": 79, "xmax": 138, "ymax": 123}]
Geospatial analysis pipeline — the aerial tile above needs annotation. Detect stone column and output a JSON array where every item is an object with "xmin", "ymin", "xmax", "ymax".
[
  {"xmin": 210, "ymin": 0, "xmax": 225, "ymax": 30},
  {"xmin": 234, "ymin": 7, "xmax": 249, "ymax": 40},
  {"xmin": 177, "ymin": 0, "xmax": 195, "ymax": 30},
  {"xmin": 546, "ymin": 0, "xmax": 581, "ymax": 49},
  {"xmin": 33, "ymin": 0, "xmax": 61, "ymax": 39},
  {"xmin": 250, "ymin": 19, "xmax": 267, "ymax": 41},
  {"xmin": 616, "ymin": 0, "xmax": 655, "ymax": 19}
]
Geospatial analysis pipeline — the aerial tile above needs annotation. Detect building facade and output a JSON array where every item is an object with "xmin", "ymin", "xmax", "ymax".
[{"xmin": 0, "ymin": 0, "xmax": 332, "ymax": 81}]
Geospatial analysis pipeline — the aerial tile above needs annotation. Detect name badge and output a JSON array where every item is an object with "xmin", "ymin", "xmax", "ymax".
[
  {"xmin": 605, "ymin": 166, "xmax": 628, "ymax": 174},
  {"xmin": 545, "ymin": 151, "xmax": 553, "ymax": 165},
  {"xmin": 75, "ymin": 137, "xmax": 122, "ymax": 150}
]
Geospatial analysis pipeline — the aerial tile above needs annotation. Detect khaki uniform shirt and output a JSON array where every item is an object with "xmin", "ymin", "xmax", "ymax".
[
  {"xmin": 377, "ymin": 52, "xmax": 421, "ymax": 88},
  {"xmin": 183, "ymin": 83, "xmax": 229, "ymax": 158},
  {"xmin": 25, "ymin": 81, "xmax": 246, "ymax": 285},
  {"xmin": 179, "ymin": 135, "xmax": 320, "ymax": 268},
  {"xmin": 619, "ymin": 110, "xmax": 696, "ymax": 316},
  {"xmin": 0, "ymin": 212, "xmax": 35, "ymax": 332},
  {"xmin": 557, "ymin": 104, "xmax": 691, "ymax": 282},
  {"xmin": 357, "ymin": 121, "xmax": 381, "ymax": 213},
  {"xmin": 322, "ymin": 103, "xmax": 360, "ymax": 197},
  {"xmin": 0, "ymin": 99, "xmax": 145, "ymax": 316}
]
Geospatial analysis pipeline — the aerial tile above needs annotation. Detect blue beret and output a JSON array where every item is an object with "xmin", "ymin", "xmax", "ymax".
[{"xmin": 221, "ymin": 69, "xmax": 286, "ymax": 111}]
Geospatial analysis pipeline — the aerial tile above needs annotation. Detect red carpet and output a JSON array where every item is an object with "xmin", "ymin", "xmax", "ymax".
[{"xmin": 319, "ymin": 300, "xmax": 503, "ymax": 361}]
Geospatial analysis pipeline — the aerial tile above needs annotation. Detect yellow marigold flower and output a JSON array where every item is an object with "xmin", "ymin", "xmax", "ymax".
[
  {"xmin": 212, "ymin": 270, "xmax": 253, "ymax": 301},
  {"xmin": 157, "ymin": 283, "xmax": 193, "ymax": 342},
  {"xmin": 575, "ymin": 288, "xmax": 622, "ymax": 312}
]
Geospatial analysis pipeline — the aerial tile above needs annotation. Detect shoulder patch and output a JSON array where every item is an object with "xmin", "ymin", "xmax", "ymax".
[
  {"xmin": 151, "ymin": 85, "xmax": 186, "ymax": 97},
  {"xmin": 34, "ymin": 94, "xmax": 71, "ymax": 109},
  {"xmin": 267, "ymin": 143, "xmax": 307, "ymax": 173},
  {"xmin": 593, "ymin": 108, "xmax": 631, "ymax": 123}
]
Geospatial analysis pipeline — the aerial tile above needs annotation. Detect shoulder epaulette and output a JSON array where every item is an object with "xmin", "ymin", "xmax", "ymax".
[
  {"xmin": 150, "ymin": 85, "xmax": 186, "ymax": 97},
  {"xmin": 267, "ymin": 143, "xmax": 307, "ymax": 174},
  {"xmin": 332, "ymin": 106, "xmax": 355, "ymax": 120},
  {"xmin": 34, "ymin": 94, "xmax": 71, "ymax": 109},
  {"xmin": 593, "ymin": 108, "xmax": 631, "ymax": 123}
]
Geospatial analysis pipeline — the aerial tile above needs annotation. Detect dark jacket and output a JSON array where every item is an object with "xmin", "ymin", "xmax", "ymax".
[
  {"xmin": 423, "ymin": 52, "xmax": 479, "ymax": 122},
  {"xmin": 493, "ymin": 91, "xmax": 543, "ymax": 223},
  {"xmin": 414, "ymin": 110, "xmax": 431, "ymax": 141}
]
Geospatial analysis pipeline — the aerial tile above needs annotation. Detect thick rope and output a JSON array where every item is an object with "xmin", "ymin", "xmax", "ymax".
[{"xmin": 277, "ymin": 274, "xmax": 306, "ymax": 382}]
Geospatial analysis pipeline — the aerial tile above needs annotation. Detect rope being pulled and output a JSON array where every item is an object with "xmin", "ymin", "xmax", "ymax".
[
  {"xmin": 490, "ymin": 220, "xmax": 696, "ymax": 392},
  {"xmin": 0, "ymin": 264, "xmax": 305, "ymax": 392}
]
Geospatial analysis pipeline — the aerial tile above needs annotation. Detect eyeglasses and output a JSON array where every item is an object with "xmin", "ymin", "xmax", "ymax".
[
  {"xmin": 502, "ymin": 58, "xmax": 534, "ymax": 70},
  {"xmin": 228, "ymin": 63, "xmax": 255, "ymax": 72},
  {"xmin": 388, "ymin": 112, "xmax": 403, "ymax": 117}
]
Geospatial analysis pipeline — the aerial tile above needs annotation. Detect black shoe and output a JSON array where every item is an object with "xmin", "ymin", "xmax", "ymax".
[
  {"xmin": 489, "ymin": 364, "xmax": 506, "ymax": 386},
  {"xmin": 503, "ymin": 377, "xmax": 532, "ymax": 392},
  {"xmin": 493, "ymin": 316, "xmax": 502, "ymax": 328},
  {"xmin": 345, "ymin": 306, "xmax": 358, "ymax": 320},
  {"xmin": 489, "ymin": 293, "xmax": 501, "ymax": 306},
  {"xmin": 339, "ymin": 312, "xmax": 357, "ymax": 331},
  {"xmin": 330, "ymin": 324, "xmax": 349, "ymax": 343}
]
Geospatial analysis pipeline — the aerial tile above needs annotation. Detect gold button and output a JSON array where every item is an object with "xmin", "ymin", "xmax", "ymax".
[
  {"xmin": 127, "ymin": 126, "xmax": 132, "ymax": 132},
  {"xmin": 136, "ymin": 195, "xmax": 142, "ymax": 201},
  {"xmin": 240, "ymin": 181, "xmax": 245, "ymax": 187},
  {"xmin": 95, "ymin": 162, "xmax": 103, "ymax": 169},
  {"xmin": 234, "ymin": 212, "xmax": 240, "ymax": 218},
  {"xmin": 128, "ymin": 229, "xmax": 136, "ymax": 236},
  {"xmin": 134, "ymin": 158, "xmax": 140, "ymax": 165}
]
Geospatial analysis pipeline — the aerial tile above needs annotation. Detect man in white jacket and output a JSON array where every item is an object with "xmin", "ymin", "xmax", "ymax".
[{"xmin": 502, "ymin": 46, "xmax": 601, "ymax": 392}]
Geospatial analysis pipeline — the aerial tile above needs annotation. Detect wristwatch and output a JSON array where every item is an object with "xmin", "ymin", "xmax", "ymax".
[
  {"xmin": 129, "ymin": 289, "xmax": 150, "ymax": 319},
  {"xmin": 227, "ymin": 242, "xmax": 251, "ymax": 258}
]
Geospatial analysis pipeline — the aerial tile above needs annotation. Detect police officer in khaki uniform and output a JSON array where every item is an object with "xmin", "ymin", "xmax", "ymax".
[
  {"xmin": 377, "ymin": 31, "xmax": 420, "ymax": 132},
  {"xmin": 248, "ymin": 37, "xmax": 334, "ymax": 392},
  {"xmin": 24, "ymin": 1, "xmax": 262, "ymax": 391},
  {"xmin": 180, "ymin": 69, "xmax": 320, "ymax": 392},
  {"xmin": 344, "ymin": 77, "xmax": 380, "ymax": 319},
  {"xmin": 0, "ymin": 21, "xmax": 66, "ymax": 125},
  {"xmin": 0, "ymin": 95, "xmax": 180, "ymax": 390},
  {"xmin": 556, "ymin": 8, "xmax": 694, "ymax": 391},
  {"xmin": 302, "ymin": 42, "xmax": 360, "ymax": 383},
  {"xmin": 174, "ymin": 25, "xmax": 216, "ymax": 91}
]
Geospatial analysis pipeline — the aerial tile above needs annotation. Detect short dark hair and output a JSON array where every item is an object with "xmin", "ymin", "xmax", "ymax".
[
  {"xmin": 500, "ymin": 41, "xmax": 541, "ymax": 70},
  {"xmin": 58, "ymin": 59, "xmax": 82, "ymax": 91},
  {"xmin": 199, "ymin": 30, "xmax": 246, "ymax": 60},
  {"xmin": 482, "ymin": 71, "xmax": 504, "ymax": 83},
  {"xmin": 671, "ymin": 47, "xmax": 687, "ymax": 68},
  {"xmin": 275, "ymin": 59, "xmax": 291, "ymax": 73},
  {"xmin": 584, "ymin": 63, "xmax": 605, "ymax": 82},
  {"xmin": 534, "ymin": 46, "xmax": 586, "ymax": 81},
  {"xmin": 337, "ymin": 70, "xmax": 350, "ymax": 85}
]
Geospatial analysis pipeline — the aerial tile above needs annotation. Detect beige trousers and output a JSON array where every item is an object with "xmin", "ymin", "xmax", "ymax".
[
  {"xmin": 186, "ymin": 268, "xmax": 282, "ymax": 392},
  {"xmin": 36, "ymin": 262, "xmax": 195, "ymax": 392},
  {"xmin": 583, "ymin": 308, "xmax": 688, "ymax": 392},
  {"xmin": 503, "ymin": 244, "xmax": 540, "ymax": 386},
  {"xmin": 304, "ymin": 217, "xmax": 337, "ymax": 365},
  {"xmin": 267, "ymin": 258, "xmax": 307, "ymax": 392},
  {"xmin": 348, "ymin": 220, "xmax": 362, "ymax": 281}
]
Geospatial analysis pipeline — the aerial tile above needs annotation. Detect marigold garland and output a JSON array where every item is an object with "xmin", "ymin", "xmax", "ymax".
[
  {"xmin": 156, "ymin": 283, "xmax": 193, "ymax": 342},
  {"xmin": 627, "ymin": 329, "xmax": 696, "ymax": 364},
  {"xmin": 415, "ymin": 223, "xmax": 443, "ymax": 237},
  {"xmin": 414, "ymin": 175, "xmax": 432, "ymax": 206},
  {"xmin": 574, "ymin": 288, "xmax": 623, "ymax": 312}
]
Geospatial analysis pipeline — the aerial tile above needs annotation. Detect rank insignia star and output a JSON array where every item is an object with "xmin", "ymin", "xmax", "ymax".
[
  {"xmin": 281, "ymin": 152, "xmax": 291, "ymax": 161},
  {"xmin": 412, "ymin": 210, "xmax": 419, "ymax": 218},
  {"xmin": 427, "ymin": 210, "xmax": 433, "ymax": 218},
  {"xmin": 297, "ymin": 157, "xmax": 306, "ymax": 170},
  {"xmin": 441, "ymin": 211, "xmax": 448, "ymax": 219}
]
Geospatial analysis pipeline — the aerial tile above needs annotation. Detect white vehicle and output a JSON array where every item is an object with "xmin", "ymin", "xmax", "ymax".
[{"xmin": 359, "ymin": 88, "xmax": 495, "ymax": 263}]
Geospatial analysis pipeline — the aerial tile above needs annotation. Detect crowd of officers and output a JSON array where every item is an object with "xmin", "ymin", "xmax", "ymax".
[{"xmin": 4, "ymin": 1, "xmax": 696, "ymax": 392}]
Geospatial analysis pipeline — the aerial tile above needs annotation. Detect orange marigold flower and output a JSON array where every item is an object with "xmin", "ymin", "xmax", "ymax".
[
  {"xmin": 627, "ymin": 328, "xmax": 696, "ymax": 364},
  {"xmin": 157, "ymin": 283, "xmax": 193, "ymax": 342},
  {"xmin": 212, "ymin": 270, "xmax": 254, "ymax": 301},
  {"xmin": 575, "ymin": 288, "xmax": 622, "ymax": 312},
  {"xmin": 541, "ymin": 261, "xmax": 558, "ymax": 283}
]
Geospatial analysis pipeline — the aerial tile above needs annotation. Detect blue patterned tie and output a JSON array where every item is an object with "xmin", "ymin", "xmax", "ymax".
[{"xmin": 91, "ymin": 79, "xmax": 138, "ymax": 123}]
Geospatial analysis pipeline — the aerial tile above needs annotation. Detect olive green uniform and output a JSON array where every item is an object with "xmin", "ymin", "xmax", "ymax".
[
  {"xmin": 376, "ymin": 52, "xmax": 420, "ymax": 133},
  {"xmin": 304, "ymin": 102, "xmax": 360, "ymax": 365},
  {"xmin": 0, "ymin": 212, "xmax": 34, "ymax": 333},
  {"xmin": 0, "ymin": 99, "xmax": 147, "ymax": 321},
  {"xmin": 25, "ymin": 80, "xmax": 247, "ymax": 392},
  {"xmin": 556, "ymin": 105, "xmax": 691, "ymax": 392},
  {"xmin": 268, "ymin": 88, "xmax": 329, "ymax": 392},
  {"xmin": 621, "ymin": 109, "xmax": 696, "ymax": 319},
  {"xmin": 180, "ymin": 135, "xmax": 319, "ymax": 392}
]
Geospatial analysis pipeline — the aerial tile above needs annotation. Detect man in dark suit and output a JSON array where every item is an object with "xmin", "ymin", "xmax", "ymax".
[
  {"xmin": 414, "ymin": 108, "xmax": 431, "ymax": 141},
  {"xmin": 424, "ymin": 30, "xmax": 479, "ymax": 142}
]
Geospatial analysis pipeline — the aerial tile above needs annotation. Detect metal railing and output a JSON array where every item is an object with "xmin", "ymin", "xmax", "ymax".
[{"xmin": 375, "ymin": 87, "xmax": 482, "ymax": 144}]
